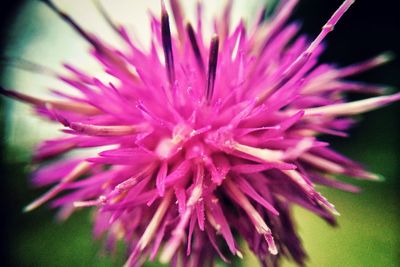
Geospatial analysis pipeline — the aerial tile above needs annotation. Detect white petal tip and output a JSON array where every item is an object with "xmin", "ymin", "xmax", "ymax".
[
  {"xmin": 236, "ymin": 250, "xmax": 243, "ymax": 259},
  {"xmin": 269, "ymin": 246, "xmax": 278, "ymax": 255},
  {"xmin": 23, "ymin": 202, "xmax": 38, "ymax": 213},
  {"xmin": 378, "ymin": 51, "xmax": 396, "ymax": 63},
  {"xmin": 332, "ymin": 210, "xmax": 341, "ymax": 216},
  {"xmin": 371, "ymin": 173, "xmax": 385, "ymax": 182}
]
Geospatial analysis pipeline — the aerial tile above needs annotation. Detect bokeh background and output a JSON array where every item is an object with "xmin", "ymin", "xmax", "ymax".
[{"xmin": 0, "ymin": 0, "xmax": 399, "ymax": 266}]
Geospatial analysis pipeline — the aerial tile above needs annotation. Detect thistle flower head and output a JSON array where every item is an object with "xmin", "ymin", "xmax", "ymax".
[{"xmin": 1, "ymin": 0, "xmax": 399, "ymax": 266}]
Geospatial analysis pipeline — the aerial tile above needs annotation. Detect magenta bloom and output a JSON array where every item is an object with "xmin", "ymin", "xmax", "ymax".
[{"xmin": 2, "ymin": 0, "xmax": 399, "ymax": 266}]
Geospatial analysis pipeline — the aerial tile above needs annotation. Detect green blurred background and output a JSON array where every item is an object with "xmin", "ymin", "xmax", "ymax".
[{"xmin": 0, "ymin": 0, "xmax": 399, "ymax": 266}]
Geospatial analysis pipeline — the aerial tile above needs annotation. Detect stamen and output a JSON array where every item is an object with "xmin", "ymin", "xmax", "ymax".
[
  {"xmin": 288, "ymin": 0, "xmax": 355, "ymax": 75},
  {"xmin": 160, "ymin": 165, "xmax": 204, "ymax": 263},
  {"xmin": 219, "ymin": 0, "xmax": 233, "ymax": 40},
  {"xmin": 206, "ymin": 35, "xmax": 219, "ymax": 102},
  {"xmin": 339, "ymin": 52, "xmax": 394, "ymax": 77},
  {"xmin": 156, "ymin": 161, "xmax": 168, "ymax": 196},
  {"xmin": 73, "ymin": 195, "xmax": 106, "ymax": 208},
  {"xmin": 301, "ymin": 153, "xmax": 345, "ymax": 174},
  {"xmin": 0, "ymin": 86, "xmax": 100, "ymax": 115},
  {"xmin": 41, "ymin": 1, "xmax": 138, "ymax": 81},
  {"xmin": 234, "ymin": 142, "xmax": 284, "ymax": 162},
  {"xmin": 68, "ymin": 122, "xmax": 148, "ymax": 136},
  {"xmin": 302, "ymin": 92, "xmax": 400, "ymax": 116},
  {"xmin": 137, "ymin": 191, "xmax": 172, "ymax": 250},
  {"xmin": 170, "ymin": 0, "xmax": 185, "ymax": 43},
  {"xmin": 258, "ymin": 0, "xmax": 299, "ymax": 54},
  {"xmin": 225, "ymin": 179, "xmax": 277, "ymax": 255},
  {"xmin": 304, "ymin": 0, "xmax": 355, "ymax": 55},
  {"xmin": 92, "ymin": 0, "xmax": 120, "ymax": 34},
  {"xmin": 24, "ymin": 162, "xmax": 92, "ymax": 212},
  {"xmin": 0, "ymin": 86, "xmax": 41, "ymax": 106},
  {"xmin": 187, "ymin": 23, "xmax": 205, "ymax": 74},
  {"xmin": 0, "ymin": 57, "xmax": 57, "ymax": 76},
  {"xmin": 161, "ymin": 3, "xmax": 176, "ymax": 85},
  {"xmin": 124, "ymin": 191, "xmax": 173, "ymax": 267},
  {"xmin": 40, "ymin": 0, "xmax": 102, "ymax": 51},
  {"xmin": 257, "ymin": 0, "xmax": 356, "ymax": 104},
  {"xmin": 257, "ymin": 5, "xmax": 267, "ymax": 25},
  {"xmin": 283, "ymin": 170, "xmax": 339, "ymax": 215}
]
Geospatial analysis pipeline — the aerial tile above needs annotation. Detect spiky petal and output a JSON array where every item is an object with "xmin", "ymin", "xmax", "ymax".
[{"xmin": 1, "ymin": 0, "xmax": 398, "ymax": 267}]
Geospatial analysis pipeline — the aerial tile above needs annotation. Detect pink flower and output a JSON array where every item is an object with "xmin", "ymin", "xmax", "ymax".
[{"xmin": 1, "ymin": 0, "xmax": 399, "ymax": 266}]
